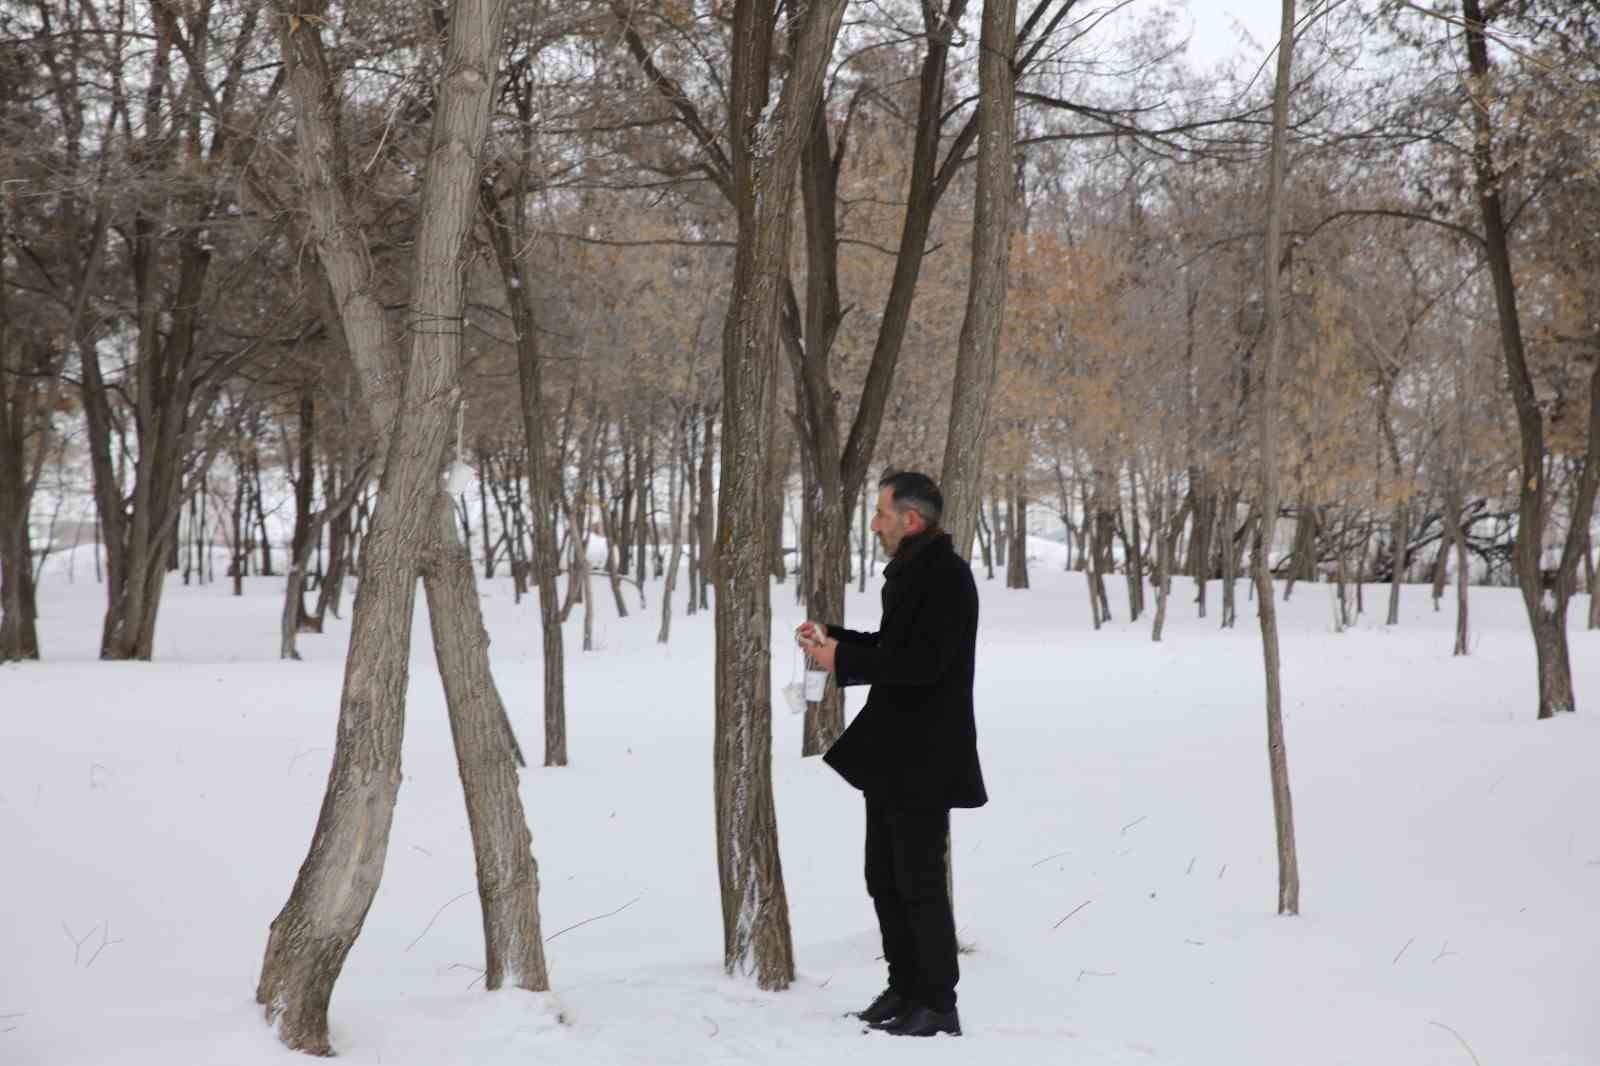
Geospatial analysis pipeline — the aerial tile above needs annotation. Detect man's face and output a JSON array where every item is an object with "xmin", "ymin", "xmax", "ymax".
[{"xmin": 870, "ymin": 486, "xmax": 922, "ymax": 556}]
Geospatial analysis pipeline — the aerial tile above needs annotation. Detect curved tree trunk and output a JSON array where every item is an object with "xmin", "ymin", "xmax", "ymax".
[{"xmin": 422, "ymin": 498, "xmax": 545, "ymax": 988}]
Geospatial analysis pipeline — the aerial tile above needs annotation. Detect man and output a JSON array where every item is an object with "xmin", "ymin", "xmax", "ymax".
[{"xmin": 797, "ymin": 471, "xmax": 987, "ymax": 1038}]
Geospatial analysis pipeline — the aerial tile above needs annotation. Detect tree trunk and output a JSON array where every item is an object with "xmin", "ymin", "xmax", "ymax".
[
  {"xmin": 1188, "ymin": 476, "xmax": 1215, "ymax": 617},
  {"xmin": 1220, "ymin": 488, "xmax": 1241, "ymax": 629},
  {"xmin": 259, "ymin": 0, "xmax": 537, "ymax": 1051},
  {"xmin": 992, "ymin": 491, "xmax": 1007, "ymax": 568},
  {"xmin": 1587, "ymin": 533, "xmax": 1598, "ymax": 631},
  {"xmin": 1126, "ymin": 462, "xmax": 1144, "ymax": 620},
  {"xmin": 711, "ymin": 0, "xmax": 847, "ymax": 987},
  {"xmin": 1005, "ymin": 481, "xmax": 1028, "ymax": 589},
  {"xmin": 698, "ymin": 406, "xmax": 716, "ymax": 611},
  {"xmin": 1385, "ymin": 502, "xmax": 1406, "ymax": 626},
  {"xmin": 1449, "ymin": 487, "xmax": 1471, "ymax": 655},
  {"xmin": 1254, "ymin": 0, "xmax": 1301, "ymax": 917},
  {"xmin": 420, "ymin": 498, "xmax": 543, "ymax": 984},
  {"xmin": 659, "ymin": 417, "xmax": 686, "ymax": 644},
  {"xmin": 1151, "ymin": 478, "xmax": 1175, "ymax": 643},
  {"xmin": 1460, "ymin": 0, "xmax": 1600, "ymax": 718},
  {"xmin": 938, "ymin": 0, "xmax": 1018, "ymax": 557},
  {"xmin": 975, "ymin": 500, "xmax": 994, "ymax": 580},
  {"xmin": 483, "ymin": 168, "xmax": 567, "ymax": 764},
  {"xmin": 280, "ymin": 462, "xmax": 369, "ymax": 661}
]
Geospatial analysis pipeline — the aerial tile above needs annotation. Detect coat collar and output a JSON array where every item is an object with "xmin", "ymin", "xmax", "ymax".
[{"xmin": 884, "ymin": 528, "xmax": 949, "ymax": 580}]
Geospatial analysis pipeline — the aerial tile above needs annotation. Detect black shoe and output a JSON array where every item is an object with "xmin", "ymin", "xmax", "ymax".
[
  {"xmin": 883, "ymin": 1005, "xmax": 961, "ymax": 1037},
  {"xmin": 853, "ymin": 988, "xmax": 910, "ymax": 1025}
]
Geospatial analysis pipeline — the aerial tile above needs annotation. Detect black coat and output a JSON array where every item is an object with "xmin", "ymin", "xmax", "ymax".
[{"xmin": 822, "ymin": 530, "xmax": 988, "ymax": 810}]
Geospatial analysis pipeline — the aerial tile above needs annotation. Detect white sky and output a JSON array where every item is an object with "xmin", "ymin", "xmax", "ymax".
[{"xmin": 1145, "ymin": 0, "xmax": 1287, "ymax": 69}]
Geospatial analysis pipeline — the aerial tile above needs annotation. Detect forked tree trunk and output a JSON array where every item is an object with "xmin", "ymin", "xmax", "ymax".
[
  {"xmin": 258, "ymin": 0, "xmax": 540, "ymax": 1052},
  {"xmin": 1254, "ymin": 0, "xmax": 1301, "ymax": 917}
]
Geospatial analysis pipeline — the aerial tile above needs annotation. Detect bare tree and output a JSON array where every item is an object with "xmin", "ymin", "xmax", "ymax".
[
  {"xmin": 709, "ymin": 0, "xmax": 848, "ymax": 988},
  {"xmin": 1255, "ymin": 0, "xmax": 1303, "ymax": 917},
  {"xmin": 255, "ymin": 0, "xmax": 547, "ymax": 1052},
  {"xmin": 1456, "ymin": 0, "xmax": 1600, "ymax": 718},
  {"xmin": 940, "ymin": 0, "xmax": 1021, "ymax": 556}
]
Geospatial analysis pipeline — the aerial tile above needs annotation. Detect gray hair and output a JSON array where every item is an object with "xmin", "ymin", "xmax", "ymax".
[{"xmin": 878, "ymin": 470, "xmax": 943, "ymax": 528}]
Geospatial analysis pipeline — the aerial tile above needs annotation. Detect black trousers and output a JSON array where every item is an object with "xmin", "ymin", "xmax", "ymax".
[{"xmin": 864, "ymin": 795, "xmax": 959, "ymax": 1013}]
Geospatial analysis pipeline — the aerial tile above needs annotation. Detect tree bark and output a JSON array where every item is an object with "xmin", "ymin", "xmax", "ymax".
[
  {"xmin": 939, "ymin": 0, "xmax": 1018, "ymax": 558},
  {"xmin": 712, "ymin": 0, "xmax": 847, "ymax": 988}
]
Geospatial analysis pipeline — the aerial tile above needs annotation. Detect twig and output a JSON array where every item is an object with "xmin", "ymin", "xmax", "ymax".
[
  {"xmin": 545, "ymin": 897, "xmax": 641, "ymax": 943},
  {"xmin": 1031, "ymin": 849, "xmax": 1070, "ymax": 868},
  {"xmin": 447, "ymin": 962, "xmax": 485, "ymax": 990},
  {"xmin": 1184, "ymin": 938, "xmax": 1206, "ymax": 946},
  {"xmin": 411, "ymin": 845, "xmax": 433, "ymax": 857},
  {"xmin": 1120, "ymin": 816, "xmax": 1147, "ymax": 836},
  {"xmin": 703, "ymin": 1015, "xmax": 720, "ymax": 1037},
  {"xmin": 407, "ymin": 890, "xmax": 474, "ymax": 951},
  {"xmin": 1075, "ymin": 969, "xmax": 1117, "ymax": 982},
  {"xmin": 1392, "ymin": 937, "xmax": 1415, "ymax": 965},
  {"xmin": 1428, "ymin": 1020, "xmax": 1484, "ymax": 1066},
  {"xmin": 1186, "ymin": 856, "xmax": 1196, "ymax": 874},
  {"xmin": 1433, "ymin": 940, "xmax": 1457, "ymax": 963},
  {"xmin": 61, "ymin": 922, "xmax": 98, "ymax": 965},
  {"xmin": 286, "ymin": 747, "xmax": 327, "ymax": 777},
  {"xmin": 1053, "ymin": 900, "xmax": 1092, "ymax": 929},
  {"xmin": 1217, "ymin": 864, "xmax": 1228, "ymax": 880},
  {"xmin": 85, "ymin": 922, "xmax": 124, "ymax": 968}
]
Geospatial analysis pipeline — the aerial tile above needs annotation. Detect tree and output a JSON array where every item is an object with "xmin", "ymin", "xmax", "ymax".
[
  {"xmin": 255, "ymin": 0, "xmax": 547, "ymax": 1052},
  {"xmin": 709, "ymin": 0, "xmax": 848, "ymax": 988},
  {"xmin": 1455, "ymin": 0, "xmax": 1600, "ymax": 717},
  {"xmin": 940, "ymin": 0, "xmax": 1020, "ymax": 557},
  {"xmin": 1255, "ymin": 0, "xmax": 1302, "ymax": 917}
]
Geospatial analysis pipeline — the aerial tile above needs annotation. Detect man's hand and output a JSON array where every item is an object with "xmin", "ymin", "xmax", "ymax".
[
  {"xmin": 796, "ymin": 621, "xmax": 839, "ymax": 673},
  {"xmin": 809, "ymin": 636, "xmax": 839, "ymax": 672}
]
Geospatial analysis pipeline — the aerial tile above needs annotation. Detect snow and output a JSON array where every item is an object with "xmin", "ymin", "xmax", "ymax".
[{"xmin": 2, "ymin": 537, "xmax": 1598, "ymax": 1065}]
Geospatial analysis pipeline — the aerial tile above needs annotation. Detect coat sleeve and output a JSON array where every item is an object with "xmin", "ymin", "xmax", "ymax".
[
  {"xmin": 833, "ymin": 570, "xmax": 967, "ymax": 691},
  {"xmin": 826, "ymin": 623, "xmax": 878, "ymax": 647}
]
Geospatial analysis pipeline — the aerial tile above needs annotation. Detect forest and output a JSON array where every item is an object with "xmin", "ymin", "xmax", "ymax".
[{"xmin": 1, "ymin": 0, "xmax": 1597, "ymax": 1059}]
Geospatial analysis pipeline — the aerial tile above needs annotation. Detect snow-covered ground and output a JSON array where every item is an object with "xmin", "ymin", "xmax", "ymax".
[{"xmin": 2, "ymin": 539, "xmax": 1597, "ymax": 1065}]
